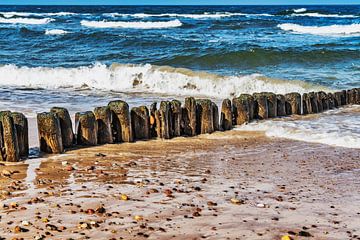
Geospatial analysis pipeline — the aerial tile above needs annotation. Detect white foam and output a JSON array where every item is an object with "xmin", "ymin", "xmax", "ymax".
[
  {"xmin": 293, "ymin": 8, "xmax": 307, "ymax": 13},
  {"xmin": 81, "ymin": 19, "xmax": 182, "ymax": 29},
  {"xmin": 235, "ymin": 106, "xmax": 360, "ymax": 149},
  {"xmin": 0, "ymin": 17, "xmax": 54, "ymax": 25},
  {"xmin": 103, "ymin": 12, "xmax": 272, "ymax": 19},
  {"xmin": 0, "ymin": 63, "xmax": 326, "ymax": 98},
  {"xmin": 45, "ymin": 29, "xmax": 69, "ymax": 35},
  {"xmin": 278, "ymin": 23, "xmax": 360, "ymax": 36},
  {"xmin": 291, "ymin": 12, "xmax": 357, "ymax": 18},
  {"xmin": 0, "ymin": 11, "xmax": 75, "ymax": 18}
]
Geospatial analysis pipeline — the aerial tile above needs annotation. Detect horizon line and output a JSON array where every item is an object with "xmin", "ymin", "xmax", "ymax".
[{"xmin": 0, "ymin": 4, "xmax": 359, "ymax": 6}]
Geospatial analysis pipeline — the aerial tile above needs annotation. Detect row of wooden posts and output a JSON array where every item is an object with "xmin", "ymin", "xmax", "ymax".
[{"xmin": 0, "ymin": 88, "xmax": 359, "ymax": 162}]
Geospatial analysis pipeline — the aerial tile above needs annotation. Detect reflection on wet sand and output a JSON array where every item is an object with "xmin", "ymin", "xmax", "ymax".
[{"xmin": 0, "ymin": 130, "xmax": 359, "ymax": 239}]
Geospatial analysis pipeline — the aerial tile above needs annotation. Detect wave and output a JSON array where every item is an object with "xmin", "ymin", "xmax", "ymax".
[
  {"xmin": 81, "ymin": 19, "xmax": 182, "ymax": 29},
  {"xmin": 0, "ymin": 11, "xmax": 75, "ymax": 18},
  {"xmin": 293, "ymin": 8, "xmax": 307, "ymax": 13},
  {"xmin": 291, "ymin": 12, "xmax": 357, "ymax": 18},
  {"xmin": 103, "ymin": 12, "xmax": 272, "ymax": 19},
  {"xmin": 45, "ymin": 29, "xmax": 69, "ymax": 35},
  {"xmin": 235, "ymin": 106, "xmax": 360, "ymax": 149},
  {"xmin": 278, "ymin": 23, "xmax": 360, "ymax": 36},
  {"xmin": 0, "ymin": 17, "xmax": 54, "ymax": 25},
  {"xmin": 0, "ymin": 63, "xmax": 327, "ymax": 99}
]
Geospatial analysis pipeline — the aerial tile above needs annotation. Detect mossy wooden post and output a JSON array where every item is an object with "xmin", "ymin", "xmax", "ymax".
[
  {"xmin": 0, "ymin": 112, "xmax": 20, "ymax": 162},
  {"xmin": 276, "ymin": 94, "xmax": 286, "ymax": 116},
  {"xmin": 182, "ymin": 97, "xmax": 197, "ymax": 136},
  {"xmin": 211, "ymin": 102, "xmax": 219, "ymax": 131},
  {"xmin": 75, "ymin": 111, "xmax": 97, "ymax": 146},
  {"xmin": 108, "ymin": 100, "xmax": 133, "ymax": 143},
  {"xmin": 131, "ymin": 106, "xmax": 150, "ymax": 140},
  {"xmin": 327, "ymin": 93, "xmax": 335, "ymax": 109},
  {"xmin": 170, "ymin": 100, "xmax": 182, "ymax": 137},
  {"xmin": 149, "ymin": 102, "xmax": 157, "ymax": 138},
  {"xmin": 196, "ymin": 99, "xmax": 214, "ymax": 134},
  {"xmin": 285, "ymin": 92, "xmax": 301, "ymax": 115},
  {"xmin": 94, "ymin": 106, "xmax": 113, "ymax": 144},
  {"xmin": 156, "ymin": 101, "xmax": 171, "ymax": 139},
  {"xmin": 253, "ymin": 93, "xmax": 268, "ymax": 119},
  {"xmin": 11, "ymin": 112, "xmax": 28, "ymax": 159},
  {"xmin": 37, "ymin": 112, "xmax": 63, "ymax": 154},
  {"xmin": 50, "ymin": 107, "xmax": 74, "ymax": 148},
  {"xmin": 232, "ymin": 95, "xmax": 250, "ymax": 125},
  {"xmin": 264, "ymin": 92, "xmax": 277, "ymax": 118},
  {"xmin": 302, "ymin": 93, "xmax": 311, "ymax": 115}
]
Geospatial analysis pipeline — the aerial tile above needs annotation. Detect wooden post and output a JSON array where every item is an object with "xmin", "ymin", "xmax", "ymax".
[
  {"xmin": 276, "ymin": 94, "xmax": 286, "ymax": 116},
  {"xmin": 264, "ymin": 92, "xmax": 277, "ymax": 118},
  {"xmin": 182, "ymin": 97, "xmax": 197, "ymax": 136},
  {"xmin": 50, "ymin": 107, "xmax": 74, "ymax": 148},
  {"xmin": 302, "ymin": 93, "xmax": 311, "ymax": 115},
  {"xmin": 308, "ymin": 92, "xmax": 319, "ymax": 113},
  {"xmin": 37, "ymin": 112, "xmax": 63, "ymax": 154},
  {"xmin": 0, "ymin": 112, "xmax": 20, "ymax": 162},
  {"xmin": 220, "ymin": 99, "xmax": 232, "ymax": 131},
  {"xmin": 240, "ymin": 94, "xmax": 255, "ymax": 120},
  {"xmin": 232, "ymin": 95, "xmax": 250, "ymax": 125},
  {"xmin": 170, "ymin": 100, "xmax": 182, "ymax": 137},
  {"xmin": 156, "ymin": 101, "xmax": 171, "ymax": 139},
  {"xmin": 285, "ymin": 92, "xmax": 301, "ymax": 115},
  {"xmin": 333, "ymin": 92, "xmax": 342, "ymax": 107},
  {"xmin": 149, "ymin": 102, "xmax": 157, "ymax": 138},
  {"xmin": 211, "ymin": 102, "xmax": 219, "ymax": 131},
  {"xmin": 11, "ymin": 112, "xmax": 29, "ymax": 159},
  {"xmin": 108, "ymin": 100, "xmax": 133, "ymax": 143},
  {"xmin": 75, "ymin": 111, "xmax": 97, "ymax": 146},
  {"xmin": 341, "ymin": 90, "xmax": 347, "ymax": 105},
  {"xmin": 196, "ymin": 99, "xmax": 214, "ymax": 134},
  {"xmin": 356, "ymin": 88, "xmax": 360, "ymax": 104},
  {"xmin": 253, "ymin": 93, "xmax": 268, "ymax": 119},
  {"xmin": 327, "ymin": 93, "xmax": 335, "ymax": 109},
  {"xmin": 94, "ymin": 106, "xmax": 113, "ymax": 144},
  {"xmin": 347, "ymin": 89, "xmax": 357, "ymax": 104},
  {"xmin": 131, "ymin": 106, "xmax": 150, "ymax": 140}
]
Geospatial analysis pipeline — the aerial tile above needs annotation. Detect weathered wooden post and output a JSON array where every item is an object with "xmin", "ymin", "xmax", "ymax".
[
  {"xmin": 182, "ymin": 97, "xmax": 197, "ymax": 136},
  {"xmin": 333, "ymin": 92, "xmax": 342, "ymax": 107},
  {"xmin": 75, "ymin": 111, "xmax": 97, "ymax": 146},
  {"xmin": 232, "ymin": 95, "xmax": 250, "ymax": 125},
  {"xmin": 131, "ymin": 106, "xmax": 150, "ymax": 140},
  {"xmin": 302, "ymin": 93, "xmax": 311, "ymax": 115},
  {"xmin": 149, "ymin": 102, "xmax": 157, "ymax": 138},
  {"xmin": 170, "ymin": 100, "xmax": 182, "ymax": 137},
  {"xmin": 156, "ymin": 101, "xmax": 171, "ymax": 139},
  {"xmin": 0, "ymin": 112, "xmax": 20, "ymax": 162},
  {"xmin": 253, "ymin": 93, "xmax": 268, "ymax": 119},
  {"xmin": 327, "ymin": 93, "xmax": 335, "ymax": 109},
  {"xmin": 196, "ymin": 99, "xmax": 214, "ymax": 134},
  {"xmin": 108, "ymin": 100, "xmax": 133, "ymax": 143},
  {"xmin": 347, "ymin": 88, "xmax": 358, "ymax": 104},
  {"xmin": 308, "ymin": 92, "xmax": 319, "ymax": 113},
  {"xmin": 341, "ymin": 90, "xmax": 347, "ymax": 105},
  {"xmin": 276, "ymin": 94, "xmax": 286, "ymax": 116},
  {"xmin": 241, "ymin": 94, "xmax": 255, "ymax": 120},
  {"xmin": 94, "ymin": 106, "xmax": 113, "ymax": 144},
  {"xmin": 220, "ymin": 99, "xmax": 232, "ymax": 131},
  {"xmin": 356, "ymin": 88, "xmax": 360, "ymax": 104},
  {"xmin": 264, "ymin": 92, "xmax": 277, "ymax": 118},
  {"xmin": 37, "ymin": 112, "xmax": 63, "ymax": 154},
  {"xmin": 50, "ymin": 107, "xmax": 74, "ymax": 148},
  {"xmin": 11, "ymin": 112, "xmax": 28, "ymax": 159},
  {"xmin": 319, "ymin": 91, "xmax": 329, "ymax": 111},
  {"xmin": 211, "ymin": 102, "xmax": 219, "ymax": 131},
  {"xmin": 285, "ymin": 92, "xmax": 301, "ymax": 115}
]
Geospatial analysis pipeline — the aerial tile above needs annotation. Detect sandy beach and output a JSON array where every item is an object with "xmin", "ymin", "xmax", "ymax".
[{"xmin": 1, "ymin": 130, "xmax": 359, "ymax": 239}]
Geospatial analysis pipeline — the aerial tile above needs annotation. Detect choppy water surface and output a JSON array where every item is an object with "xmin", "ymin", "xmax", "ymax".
[{"xmin": 0, "ymin": 5, "xmax": 359, "ymax": 148}]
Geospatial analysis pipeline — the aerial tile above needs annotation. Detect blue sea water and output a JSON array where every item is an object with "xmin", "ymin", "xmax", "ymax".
[{"xmin": 0, "ymin": 5, "xmax": 359, "ymax": 148}]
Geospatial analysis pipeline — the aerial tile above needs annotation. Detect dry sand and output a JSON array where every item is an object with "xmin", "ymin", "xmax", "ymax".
[{"xmin": 0, "ymin": 130, "xmax": 359, "ymax": 240}]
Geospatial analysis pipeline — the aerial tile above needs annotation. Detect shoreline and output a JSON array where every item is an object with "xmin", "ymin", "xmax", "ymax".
[{"xmin": 1, "ymin": 130, "xmax": 359, "ymax": 239}]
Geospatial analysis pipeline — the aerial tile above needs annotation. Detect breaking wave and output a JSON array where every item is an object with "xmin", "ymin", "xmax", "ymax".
[
  {"xmin": 45, "ymin": 29, "xmax": 69, "ymax": 35},
  {"xmin": 291, "ymin": 12, "xmax": 357, "ymax": 18},
  {"xmin": 278, "ymin": 23, "xmax": 360, "ymax": 36},
  {"xmin": 81, "ymin": 19, "xmax": 183, "ymax": 29},
  {"xmin": 0, "ymin": 11, "xmax": 75, "ymax": 18},
  {"xmin": 103, "ymin": 12, "xmax": 272, "ymax": 19},
  {"xmin": 0, "ymin": 17, "xmax": 54, "ymax": 25},
  {"xmin": 0, "ymin": 63, "xmax": 327, "ymax": 98}
]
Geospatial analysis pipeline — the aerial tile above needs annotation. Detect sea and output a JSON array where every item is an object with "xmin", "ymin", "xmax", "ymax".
[{"xmin": 0, "ymin": 5, "xmax": 359, "ymax": 148}]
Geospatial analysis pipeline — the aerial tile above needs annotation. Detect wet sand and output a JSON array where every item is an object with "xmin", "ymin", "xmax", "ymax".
[{"xmin": 0, "ymin": 130, "xmax": 360, "ymax": 240}]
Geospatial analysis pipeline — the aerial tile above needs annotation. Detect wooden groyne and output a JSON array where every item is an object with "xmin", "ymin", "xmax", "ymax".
[{"xmin": 0, "ymin": 88, "xmax": 359, "ymax": 161}]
